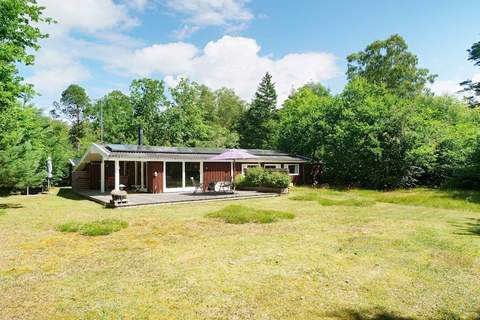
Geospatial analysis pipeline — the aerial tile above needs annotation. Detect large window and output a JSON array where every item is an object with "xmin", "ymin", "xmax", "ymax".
[
  {"xmin": 185, "ymin": 162, "xmax": 201, "ymax": 187},
  {"xmin": 286, "ymin": 164, "xmax": 299, "ymax": 176},
  {"xmin": 166, "ymin": 162, "xmax": 183, "ymax": 188}
]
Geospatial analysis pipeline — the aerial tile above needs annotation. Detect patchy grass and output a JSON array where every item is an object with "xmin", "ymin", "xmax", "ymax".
[
  {"xmin": 0, "ymin": 187, "xmax": 479, "ymax": 319},
  {"xmin": 57, "ymin": 219, "xmax": 128, "ymax": 236},
  {"xmin": 206, "ymin": 204, "xmax": 294, "ymax": 224},
  {"xmin": 290, "ymin": 192, "xmax": 375, "ymax": 207},
  {"xmin": 0, "ymin": 209, "xmax": 5, "ymax": 216}
]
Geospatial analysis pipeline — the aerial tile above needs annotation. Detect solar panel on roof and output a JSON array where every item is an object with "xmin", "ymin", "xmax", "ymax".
[{"xmin": 104, "ymin": 144, "xmax": 290, "ymax": 156}]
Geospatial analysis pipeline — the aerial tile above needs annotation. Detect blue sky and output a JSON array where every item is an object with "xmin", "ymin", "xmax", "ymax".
[{"xmin": 26, "ymin": 0, "xmax": 480, "ymax": 110}]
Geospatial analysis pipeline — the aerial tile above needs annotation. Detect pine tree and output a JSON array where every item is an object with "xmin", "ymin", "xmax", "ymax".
[{"xmin": 238, "ymin": 72, "xmax": 278, "ymax": 149}]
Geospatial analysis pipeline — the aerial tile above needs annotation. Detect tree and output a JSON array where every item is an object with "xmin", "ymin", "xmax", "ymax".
[
  {"xmin": 51, "ymin": 84, "xmax": 92, "ymax": 152},
  {"xmin": 0, "ymin": 0, "xmax": 56, "ymax": 191},
  {"xmin": 214, "ymin": 87, "xmax": 246, "ymax": 130},
  {"xmin": 130, "ymin": 78, "xmax": 168, "ymax": 144},
  {"xmin": 460, "ymin": 40, "xmax": 480, "ymax": 107},
  {"xmin": 0, "ymin": 0, "xmax": 51, "ymax": 108},
  {"xmin": 276, "ymin": 84, "xmax": 332, "ymax": 159},
  {"xmin": 0, "ymin": 106, "xmax": 47, "ymax": 189},
  {"xmin": 347, "ymin": 34, "xmax": 436, "ymax": 97},
  {"xmin": 92, "ymin": 90, "xmax": 136, "ymax": 144},
  {"xmin": 238, "ymin": 72, "xmax": 278, "ymax": 149}
]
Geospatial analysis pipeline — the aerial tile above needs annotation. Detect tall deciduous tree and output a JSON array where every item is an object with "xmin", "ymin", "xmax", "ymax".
[
  {"xmin": 130, "ymin": 78, "xmax": 167, "ymax": 144},
  {"xmin": 51, "ymin": 84, "xmax": 92, "ymax": 152},
  {"xmin": 460, "ymin": 40, "xmax": 480, "ymax": 107},
  {"xmin": 214, "ymin": 87, "xmax": 246, "ymax": 130},
  {"xmin": 347, "ymin": 34, "xmax": 436, "ymax": 97},
  {"xmin": 0, "ymin": 0, "xmax": 51, "ymax": 108},
  {"xmin": 238, "ymin": 72, "xmax": 278, "ymax": 149},
  {"xmin": 92, "ymin": 90, "xmax": 136, "ymax": 144}
]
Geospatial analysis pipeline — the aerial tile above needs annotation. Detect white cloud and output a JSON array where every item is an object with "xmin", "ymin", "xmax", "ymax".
[
  {"xmin": 113, "ymin": 36, "xmax": 339, "ymax": 104},
  {"xmin": 430, "ymin": 80, "xmax": 462, "ymax": 96},
  {"xmin": 38, "ymin": 0, "xmax": 138, "ymax": 34},
  {"xmin": 166, "ymin": 0, "xmax": 253, "ymax": 38}
]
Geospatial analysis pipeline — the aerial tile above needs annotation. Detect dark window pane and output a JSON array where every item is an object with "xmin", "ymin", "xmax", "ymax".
[
  {"xmin": 185, "ymin": 162, "xmax": 200, "ymax": 187},
  {"xmin": 166, "ymin": 162, "xmax": 183, "ymax": 188}
]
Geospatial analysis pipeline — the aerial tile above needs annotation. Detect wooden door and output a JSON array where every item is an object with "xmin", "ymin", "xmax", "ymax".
[{"xmin": 147, "ymin": 162, "xmax": 163, "ymax": 193}]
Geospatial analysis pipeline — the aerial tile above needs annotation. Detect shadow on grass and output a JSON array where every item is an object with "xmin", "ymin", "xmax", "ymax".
[
  {"xmin": 438, "ymin": 188, "xmax": 480, "ymax": 205},
  {"xmin": 57, "ymin": 188, "xmax": 86, "ymax": 201},
  {"xmin": 328, "ymin": 309, "xmax": 413, "ymax": 320},
  {"xmin": 0, "ymin": 203, "xmax": 23, "ymax": 209},
  {"xmin": 454, "ymin": 218, "xmax": 480, "ymax": 236}
]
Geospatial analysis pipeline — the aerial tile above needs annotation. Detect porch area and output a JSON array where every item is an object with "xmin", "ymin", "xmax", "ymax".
[{"xmin": 76, "ymin": 189, "xmax": 279, "ymax": 207}]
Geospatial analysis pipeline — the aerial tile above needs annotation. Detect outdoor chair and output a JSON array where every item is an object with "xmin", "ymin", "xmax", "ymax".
[
  {"xmin": 190, "ymin": 177, "xmax": 204, "ymax": 194},
  {"xmin": 218, "ymin": 181, "xmax": 233, "ymax": 193}
]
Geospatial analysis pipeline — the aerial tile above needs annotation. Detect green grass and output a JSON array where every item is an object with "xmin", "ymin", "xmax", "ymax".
[
  {"xmin": 206, "ymin": 204, "xmax": 294, "ymax": 224},
  {"xmin": 0, "ymin": 187, "xmax": 479, "ymax": 319},
  {"xmin": 0, "ymin": 209, "xmax": 5, "ymax": 216},
  {"xmin": 57, "ymin": 219, "xmax": 128, "ymax": 236},
  {"xmin": 290, "ymin": 192, "xmax": 375, "ymax": 207}
]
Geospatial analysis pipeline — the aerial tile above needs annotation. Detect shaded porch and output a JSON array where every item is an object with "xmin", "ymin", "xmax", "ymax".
[{"xmin": 76, "ymin": 189, "xmax": 279, "ymax": 207}]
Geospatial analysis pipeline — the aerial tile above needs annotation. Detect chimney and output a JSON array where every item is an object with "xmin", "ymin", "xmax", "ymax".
[{"xmin": 138, "ymin": 127, "xmax": 143, "ymax": 146}]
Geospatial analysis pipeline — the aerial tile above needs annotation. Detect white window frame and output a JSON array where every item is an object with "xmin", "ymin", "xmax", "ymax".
[
  {"xmin": 264, "ymin": 163, "xmax": 281, "ymax": 170},
  {"xmin": 285, "ymin": 163, "xmax": 300, "ymax": 176},
  {"xmin": 241, "ymin": 163, "xmax": 260, "ymax": 175}
]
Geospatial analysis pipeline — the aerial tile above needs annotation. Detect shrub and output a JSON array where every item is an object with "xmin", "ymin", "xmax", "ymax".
[
  {"xmin": 57, "ymin": 219, "xmax": 128, "ymax": 236},
  {"xmin": 239, "ymin": 167, "xmax": 291, "ymax": 188},
  {"xmin": 206, "ymin": 204, "xmax": 294, "ymax": 224}
]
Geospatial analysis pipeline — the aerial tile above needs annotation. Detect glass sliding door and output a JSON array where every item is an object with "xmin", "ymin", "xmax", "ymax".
[
  {"xmin": 185, "ymin": 162, "xmax": 201, "ymax": 187},
  {"xmin": 165, "ymin": 162, "xmax": 183, "ymax": 189}
]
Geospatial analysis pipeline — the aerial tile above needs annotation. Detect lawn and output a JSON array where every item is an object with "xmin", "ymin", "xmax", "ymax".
[{"xmin": 0, "ymin": 187, "xmax": 479, "ymax": 319}]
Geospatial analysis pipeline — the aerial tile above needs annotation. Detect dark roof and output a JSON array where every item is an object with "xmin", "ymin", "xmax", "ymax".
[{"xmin": 102, "ymin": 144, "xmax": 308, "ymax": 163}]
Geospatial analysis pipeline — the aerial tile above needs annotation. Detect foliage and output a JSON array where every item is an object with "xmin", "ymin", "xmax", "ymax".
[
  {"xmin": 0, "ymin": 0, "xmax": 52, "ymax": 107},
  {"xmin": 91, "ymin": 90, "xmax": 136, "ymax": 144},
  {"xmin": 130, "ymin": 78, "xmax": 168, "ymax": 145},
  {"xmin": 206, "ymin": 204, "xmax": 294, "ymax": 224},
  {"xmin": 51, "ymin": 84, "xmax": 93, "ymax": 152},
  {"xmin": 57, "ymin": 219, "xmax": 128, "ymax": 236},
  {"xmin": 347, "ymin": 34, "xmax": 436, "ymax": 97},
  {"xmin": 238, "ymin": 72, "xmax": 278, "ymax": 148},
  {"xmin": 239, "ymin": 167, "xmax": 291, "ymax": 188},
  {"xmin": 460, "ymin": 40, "xmax": 480, "ymax": 107}
]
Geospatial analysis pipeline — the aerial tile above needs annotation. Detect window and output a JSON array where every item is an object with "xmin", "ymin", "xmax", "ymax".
[
  {"xmin": 165, "ymin": 162, "xmax": 183, "ymax": 188},
  {"xmin": 185, "ymin": 162, "xmax": 201, "ymax": 187},
  {"xmin": 264, "ymin": 164, "xmax": 281, "ymax": 170},
  {"xmin": 241, "ymin": 163, "xmax": 259, "ymax": 175},
  {"xmin": 286, "ymin": 164, "xmax": 299, "ymax": 176}
]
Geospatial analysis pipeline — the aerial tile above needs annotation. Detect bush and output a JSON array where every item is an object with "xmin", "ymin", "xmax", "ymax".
[
  {"xmin": 206, "ymin": 204, "xmax": 294, "ymax": 224},
  {"xmin": 57, "ymin": 219, "xmax": 128, "ymax": 236},
  {"xmin": 239, "ymin": 167, "xmax": 291, "ymax": 188}
]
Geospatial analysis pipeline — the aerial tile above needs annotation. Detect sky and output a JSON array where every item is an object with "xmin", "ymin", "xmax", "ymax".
[{"xmin": 23, "ymin": 0, "xmax": 480, "ymax": 111}]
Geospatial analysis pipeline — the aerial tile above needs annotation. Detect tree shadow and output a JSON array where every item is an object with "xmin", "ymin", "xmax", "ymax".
[
  {"xmin": 453, "ymin": 218, "xmax": 480, "ymax": 236},
  {"xmin": 57, "ymin": 188, "xmax": 85, "ymax": 201},
  {"xmin": 328, "ymin": 308, "xmax": 414, "ymax": 320},
  {"xmin": 439, "ymin": 188, "xmax": 480, "ymax": 205},
  {"xmin": 0, "ymin": 203, "xmax": 23, "ymax": 209}
]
